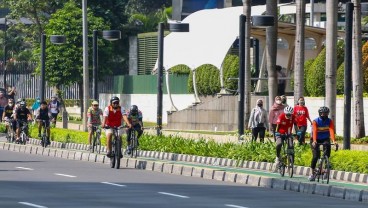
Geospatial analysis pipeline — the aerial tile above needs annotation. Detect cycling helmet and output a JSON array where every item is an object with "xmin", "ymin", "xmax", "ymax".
[
  {"xmin": 20, "ymin": 101, "xmax": 26, "ymax": 109},
  {"xmin": 284, "ymin": 106, "xmax": 294, "ymax": 115},
  {"xmin": 130, "ymin": 105, "xmax": 138, "ymax": 115},
  {"xmin": 110, "ymin": 96, "xmax": 120, "ymax": 104},
  {"xmin": 318, "ymin": 106, "xmax": 330, "ymax": 115}
]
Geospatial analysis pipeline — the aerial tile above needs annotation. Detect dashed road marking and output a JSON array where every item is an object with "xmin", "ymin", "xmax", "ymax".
[
  {"xmin": 225, "ymin": 204, "xmax": 248, "ymax": 208},
  {"xmin": 18, "ymin": 202, "xmax": 48, "ymax": 208},
  {"xmin": 101, "ymin": 182, "xmax": 126, "ymax": 187},
  {"xmin": 54, "ymin": 173, "xmax": 76, "ymax": 178},
  {"xmin": 158, "ymin": 192, "xmax": 189, "ymax": 198},
  {"xmin": 16, "ymin": 167, "xmax": 34, "ymax": 170}
]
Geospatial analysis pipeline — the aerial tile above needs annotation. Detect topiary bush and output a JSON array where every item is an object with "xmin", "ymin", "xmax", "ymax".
[
  {"xmin": 170, "ymin": 64, "xmax": 191, "ymax": 75},
  {"xmin": 222, "ymin": 54, "xmax": 239, "ymax": 93},
  {"xmin": 188, "ymin": 64, "xmax": 220, "ymax": 95}
]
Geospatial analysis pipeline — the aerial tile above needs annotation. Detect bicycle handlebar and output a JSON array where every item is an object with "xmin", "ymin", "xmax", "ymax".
[{"xmin": 316, "ymin": 142, "xmax": 339, "ymax": 151}]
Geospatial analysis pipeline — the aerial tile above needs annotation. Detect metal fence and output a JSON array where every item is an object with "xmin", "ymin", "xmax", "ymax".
[{"xmin": 0, "ymin": 61, "xmax": 114, "ymax": 99}]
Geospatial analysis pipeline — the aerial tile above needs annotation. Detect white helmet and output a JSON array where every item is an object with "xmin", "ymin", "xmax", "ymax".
[{"xmin": 284, "ymin": 106, "xmax": 293, "ymax": 114}]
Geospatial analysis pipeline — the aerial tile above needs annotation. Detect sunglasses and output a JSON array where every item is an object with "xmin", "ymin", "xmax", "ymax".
[
  {"xmin": 93, "ymin": 104, "xmax": 98, "ymax": 107},
  {"xmin": 112, "ymin": 102, "xmax": 119, "ymax": 105}
]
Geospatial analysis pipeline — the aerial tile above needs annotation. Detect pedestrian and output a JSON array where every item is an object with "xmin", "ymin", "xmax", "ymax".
[
  {"xmin": 293, "ymin": 97, "xmax": 312, "ymax": 145},
  {"xmin": 0, "ymin": 91, "xmax": 8, "ymax": 122},
  {"xmin": 48, "ymin": 95, "xmax": 60, "ymax": 126},
  {"xmin": 32, "ymin": 97, "xmax": 41, "ymax": 117},
  {"xmin": 269, "ymin": 96, "xmax": 285, "ymax": 142},
  {"xmin": 248, "ymin": 99, "xmax": 268, "ymax": 142},
  {"xmin": 7, "ymin": 85, "xmax": 16, "ymax": 100},
  {"xmin": 277, "ymin": 65, "xmax": 286, "ymax": 96}
]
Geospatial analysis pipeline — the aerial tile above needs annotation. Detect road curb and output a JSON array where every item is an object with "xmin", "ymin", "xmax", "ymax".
[{"xmin": 2, "ymin": 141, "xmax": 367, "ymax": 204}]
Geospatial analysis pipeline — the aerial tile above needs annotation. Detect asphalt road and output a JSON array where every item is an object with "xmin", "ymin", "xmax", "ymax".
[{"xmin": 1, "ymin": 149, "xmax": 367, "ymax": 208}]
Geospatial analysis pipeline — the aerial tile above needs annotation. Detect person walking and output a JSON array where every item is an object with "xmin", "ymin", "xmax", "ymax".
[
  {"xmin": 269, "ymin": 96, "xmax": 285, "ymax": 142},
  {"xmin": 293, "ymin": 97, "xmax": 312, "ymax": 145},
  {"xmin": 248, "ymin": 99, "xmax": 268, "ymax": 142}
]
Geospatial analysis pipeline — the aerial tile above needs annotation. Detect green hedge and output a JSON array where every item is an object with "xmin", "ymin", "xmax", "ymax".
[{"xmin": 2, "ymin": 124, "xmax": 367, "ymax": 174}]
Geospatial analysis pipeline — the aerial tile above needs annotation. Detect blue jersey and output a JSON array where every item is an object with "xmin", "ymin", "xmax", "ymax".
[{"xmin": 313, "ymin": 117, "xmax": 331, "ymax": 140}]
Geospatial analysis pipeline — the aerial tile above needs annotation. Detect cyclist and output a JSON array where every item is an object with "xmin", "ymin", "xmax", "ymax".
[
  {"xmin": 35, "ymin": 101, "xmax": 52, "ymax": 145},
  {"xmin": 48, "ymin": 95, "xmax": 60, "ymax": 126},
  {"xmin": 274, "ymin": 106, "xmax": 298, "ymax": 165},
  {"xmin": 87, "ymin": 100, "xmax": 103, "ymax": 149},
  {"xmin": 126, "ymin": 105, "xmax": 144, "ymax": 154},
  {"xmin": 293, "ymin": 97, "xmax": 312, "ymax": 145},
  {"xmin": 2, "ymin": 99, "xmax": 16, "ymax": 135},
  {"xmin": 308, "ymin": 106, "xmax": 337, "ymax": 181},
  {"xmin": 101, "ymin": 96, "xmax": 132, "ymax": 157},
  {"xmin": 14, "ymin": 101, "xmax": 32, "ymax": 142},
  {"xmin": 0, "ymin": 90, "xmax": 8, "ymax": 122}
]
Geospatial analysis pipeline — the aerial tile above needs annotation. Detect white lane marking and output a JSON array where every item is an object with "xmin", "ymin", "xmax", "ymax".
[
  {"xmin": 54, "ymin": 173, "xmax": 76, "ymax": 178},
  {"xmin": 225, "ymin": 204, "xmax": 248, "ymax": 208},
  {"xmin": 16, "ymin": 167, "xmax": 34, "ymax": 171},
  {"xmin": 18, "ymin": 202, "xmax": 48, "ymax": 208},
  {"xmin": 101, "ymin": 182, "xmax": 126, "ymax": 187},
  {"xmin": 158, "ymin": 192, "xmax": 189, "ymax": 198}
]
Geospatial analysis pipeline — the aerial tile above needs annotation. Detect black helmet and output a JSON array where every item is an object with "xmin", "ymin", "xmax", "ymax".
[
  {"xmin": 110, "ymin": 96, "xmax": 120, "ymax": 104},
  {"xmin": 318, "ymin": 106, "xmax": 330, "ymax": 115},
  {"xmin": 130, "ymin": 105, "xmax": 138, "ymax": 115}
]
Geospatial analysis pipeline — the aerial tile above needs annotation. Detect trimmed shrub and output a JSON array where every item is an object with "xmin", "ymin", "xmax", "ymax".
[{"xmin": 170, "ymin": 64, "xmax": 191, "ymax": 75}]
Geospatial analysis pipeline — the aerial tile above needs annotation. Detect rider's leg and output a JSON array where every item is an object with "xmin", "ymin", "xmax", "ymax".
[
  {"xmin": 38, "ymin": 121, "xmax": 42, "ymax": 137},
  {"xmin": 299, "ymin": 126, "xmax": 307, "ymax": 144},
  {"xmin": 105, "ymin": 129, "xmax": 113, "ymax": 156},
  {"xmin": 15, "ymin": 121, "xmax": 21, "ymax": 140},
  {"xmin": 275, "ymin": 136, "xmax": 283, "ymax": 159},
  {"xmin": 88, "ymin": 126, "xmax": 93, "ymax": 146}
]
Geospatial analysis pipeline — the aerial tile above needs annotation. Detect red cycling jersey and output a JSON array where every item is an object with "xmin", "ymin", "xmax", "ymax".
[
  {"xmin": 276, "ymin": 113, "xmax": 296, "ymax": 135},
  {"xmin": 293, "ymin": 105, "xmax": 310, "ymax": 127}
]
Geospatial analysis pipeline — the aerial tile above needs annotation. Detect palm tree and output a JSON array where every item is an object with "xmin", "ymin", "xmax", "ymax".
[
  {"xmin": 325, "ymin": 0, "xmax": 337, "ymax": 126},
  {"xmin": 266, "ymin": 0, "xmax": 278, "ymax": 110},
  {"xmin": 294, "ymin": 0, "xmax": 306, "ymax": 103},
  {"xmin": 352, "ymin": 0, "xmax": 365, "ymax": 138}
]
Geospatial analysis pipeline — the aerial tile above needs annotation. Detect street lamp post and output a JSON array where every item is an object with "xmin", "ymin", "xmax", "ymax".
[
  {"xmin": 92, "ymin": 30, "xmax": 121, "ymax": 100},
  {"xmin": 3, "ymin": 17, "xmax": 7, "ymax": 90},
  {"xmin": 39, "ymin": 34, "xmax": 66, "ymax": 102},
  {"xmin": 157, "ymin": 22, "xmax": 189, "ymax": 135},
  {"xmin": 238, "ymin": 15, "xmax": 274, "ymax": 138}
]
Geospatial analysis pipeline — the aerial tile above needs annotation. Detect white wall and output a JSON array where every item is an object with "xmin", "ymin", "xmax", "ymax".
[{"xmin": 99, "ymin": 94, "xmax": 196, "ymax": 124}]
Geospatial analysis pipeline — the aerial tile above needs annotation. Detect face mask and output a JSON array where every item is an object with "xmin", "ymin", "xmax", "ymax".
[
  {"xmin": 320, "ymin": 115, "xmax": 328, "ymax": 120},
  {"xmin": 257, "ymin": 104, "xmax": 262, "ymax": 107},
  {"xmin": 276, "ymin": 100, "xmax": 281, "ymax": 105},
  {"xmin": 298, "ymin": 101, "xmax": 305, "ymax": 105}
]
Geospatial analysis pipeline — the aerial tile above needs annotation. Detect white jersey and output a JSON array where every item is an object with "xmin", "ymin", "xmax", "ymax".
[{"xmin": 49, "ymin": 102, "xmax": 59, "ymax": 114}]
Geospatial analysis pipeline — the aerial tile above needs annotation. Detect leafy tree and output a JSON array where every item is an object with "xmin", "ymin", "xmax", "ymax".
[
  {"xmin": 362, "ymin": 41, "xmax": 368, "ymax": 93},
  {"xmin": 39, "ymin": 1, "xmax": 112, "ymax": 96}
]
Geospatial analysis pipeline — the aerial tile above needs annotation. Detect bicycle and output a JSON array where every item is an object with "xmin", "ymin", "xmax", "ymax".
[
  {"xmin": 277, "ymin": 133, "xmax": 294, "ymax": 178},
  {"xmin": 127, "ymin": 127, "xmax": 142, "ymax": 158},
  {"xmin": 314, "ymin": 143, "xmax": 339, "ymax": 184},
  {"xmin": 105, "ymin": 126, "xmax": 123, "ymax": 169},
  {"xmin": 90, "ymin": 125, "xmax": 102, "ymax": 154},
  {"xmin": 5, "ymin": 118, "xmax": 15, "ymax": 143},
  {"xmin": 39, "ymin": 120, "xmax": 50, "ymax": 148},
  {"xmin": 17, "ymin": 120, "xmax": 29, "ymax": 145}
]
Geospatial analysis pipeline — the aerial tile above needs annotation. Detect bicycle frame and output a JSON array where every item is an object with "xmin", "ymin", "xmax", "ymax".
[
  {"xmin": 91, "ymin": 125, "xmax": 101, "ymax": 154},
  {"xmin": 107, "ymin": 126, "xmax": 123, "ymax": 169},
  {"xmin": 40, "ymin": 120, "xmax": 49, "ymax": 148},
  {"xmin": 278, "ymin": 134, "xmax": 294, "ymax": 178},
  {"xmin": 129, "ymin": 128, "xmax": 138, "ymax": 158},
  {"xmin": 19, "ymin": 120, "xmax": 29, "ymax": 145},
  {"xmin": 315, "ymin": 143, "xmax": 337, "ymax": 184},
  {"xmin": 6, "ymin": 119, "xmax": 15, "ymax": 143}
]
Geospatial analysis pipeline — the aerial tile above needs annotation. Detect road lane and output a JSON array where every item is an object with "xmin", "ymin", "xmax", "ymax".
[{"xmin": 1, "ymin": 149, "xmax": 367, "ymax": 208}]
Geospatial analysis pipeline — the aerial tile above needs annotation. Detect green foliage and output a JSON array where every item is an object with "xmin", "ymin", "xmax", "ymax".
[
  {"xmin": 170, "ymin": 64, "xmax": 191, "ymax": 75},
  {"xmin": 336, "ymin": 62, "xmax": 345, "ymax": 95},
  {"xmin": 222, "ymin": 54, "xmax": 239, "ymax": 93},
  {"xmin": 37, "ymin": 1, "xmax": 113, "ymax": 89},
  {"xmin": 187, "ymin": 65, "xmax": 221, "ymax": 95},
  {"xmin": 187, "ymin": 55, "xmax": 240, "ymax": 95},
  {"xmin": 305, "ymin": 41, "xmax": 344, "ymax": 96}
]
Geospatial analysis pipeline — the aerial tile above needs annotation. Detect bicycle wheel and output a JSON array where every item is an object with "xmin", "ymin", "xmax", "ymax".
[
  {"xmin": 110, "ymin": 139, "xmax": 116, "ymax": 168},
  {"xmin": 130, "ymin": 135, "xmax": 136, "ymax": 158},
  {"xmin": 279, "ymin": 158, "xmax": 286, "ymax": 177},
  {"xmin": 91, "ymin": 132, "xmax": 96, "ymax": 153},
  {"xmin": 115, "ymin": 138, "xmax": 121, "ymax": 169},
  {"xmin": 42, "ymin": 135, "xmax": 47, "ymax": 148},
  {"xmin": 316, "ymin": 159, "xmax": 322, "ymax": 182},
  {"xmin": 287, "ymin": 154, "xmax": 294, "ymax": 178},
  {"xmin": 321, "ymin": 156, "xmax": 330, "ymax": 184},
  {"xmin": 96, "ymin": 132, "xmax": 101, "ymax": 154}
]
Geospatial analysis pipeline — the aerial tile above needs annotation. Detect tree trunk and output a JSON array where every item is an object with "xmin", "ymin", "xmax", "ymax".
[
  {"xmin": 325, "ymin": 0, "xmax": 337, "ymax": 125},
  {"xmin": 266, "ymin": 0, "xmax": 278, "ymax": 110},
  {"xmin": 352, "ymin": 0, "xmax": 365, "ymax": 138},
  {"xmin": 243, "ymin": 0, "xmax": 251, "ymax": 126},
  {"xmin": 294, "ymin": 0, "xmax": 306, "ymax": 103},
  {"xmin": 78, "ymin": 82, "xmax": 83, "ymax": 118}
]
